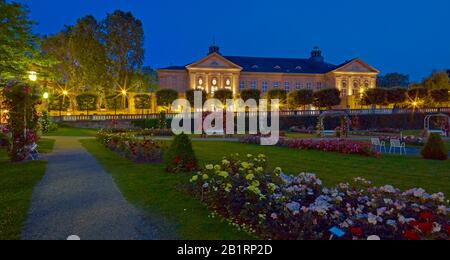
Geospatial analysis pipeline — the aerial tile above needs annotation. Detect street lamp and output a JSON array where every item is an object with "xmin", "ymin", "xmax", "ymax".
[
  {"xmin": 28, "ymin": 71, "xmax": 37, "ymax": 82},
  {"xmin": 43, "ymin": 92, "xmax": 49, "ymax": 99}
]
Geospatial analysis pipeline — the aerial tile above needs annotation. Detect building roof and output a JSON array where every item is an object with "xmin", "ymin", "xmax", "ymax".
[
  {"xmin": 223, "ymin": 56, "xmax": 339, "ymax": 74},
  {"xmin": 158, "ymin": 46, "xmax": 364, "ymax": 74}
]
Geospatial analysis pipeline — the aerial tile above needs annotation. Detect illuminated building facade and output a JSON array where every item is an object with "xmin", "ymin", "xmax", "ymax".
[{"xmin": 157, "ymin": 45, "xmax": 379, "ymax": 108}]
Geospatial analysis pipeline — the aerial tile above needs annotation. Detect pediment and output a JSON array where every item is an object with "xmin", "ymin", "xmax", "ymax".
[
  {"xmin": 187, "ymin": 53, "xmax": 242, "ymax": 70},
  {"xmin": 333, "ymin": 59, "xmax": 379, "ymax": 74}
]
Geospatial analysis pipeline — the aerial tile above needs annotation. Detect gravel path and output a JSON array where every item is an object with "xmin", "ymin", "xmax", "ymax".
[{"xmin": 22, "ymin": 136, "xmax": 175, "ymax": 240}]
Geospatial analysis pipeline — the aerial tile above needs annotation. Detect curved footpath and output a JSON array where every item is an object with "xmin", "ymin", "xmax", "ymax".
[{"xmin": 22, "ymin": 136, "xmax": 175, "ymax": 240}]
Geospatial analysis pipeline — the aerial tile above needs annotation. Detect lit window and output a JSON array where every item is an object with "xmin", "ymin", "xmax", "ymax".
[
  {"xmin": 239, "ymin": 80, "xmax": 245, "ymax": 90},
  {"xmin": 295, "ymin": 82, "xmax": 302, "ymax": 90},
  {"xmin": 317, "ymin": 82, "xmax": 322, "ymax": 89},
  {"xmin": 251, "ymin": 80, "xmax": 257, "ymax": 89},
  {"xmin": 341, "ymin": 82, "xmax": 347, "ymax": 97},
  {"xmin": 212, "ymin": 78, "xmax": 218, "ymax": 86},
  {"xmin": 262, "ymin": 81, "xmax": 268, "ymax": 93},
  {"xmin": 306, "ymin": 82, "xmax": 312, "ymax": 89},
  {"xmin": 273, "ymin": 81, "xmax": 280, "ymax": 88},
  {"xmin": 284, "ymin": 81, "xmax": 290, "ymax": 92},
  {"xmin": 226, "ymin": 79, "xmax": 231, "ymax": 86}
]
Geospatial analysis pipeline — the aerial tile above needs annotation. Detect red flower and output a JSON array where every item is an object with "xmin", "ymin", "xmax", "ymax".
[
  {"xmin": 350, "ymin": 227, "xmax": 363, "ymax": 237},
  {"xmin": 419, "ymin": 211, "xmax": 433, "ymax": 221},
  {"xmin": 417, "ymin": 222, "xmax": 433, "ymax": 235},
  {"xmin": 445, "ymin": 225, "xmax": 450, "ymax": 235},
  {"xmin": 408, "ymin": 220, "xmax": 419, "ymax": 227},
  {"xmin": 404, "ymin": 230, "xmax": 420, "ymax": 240},
  {"xmin": 186, "ymin": 161, "xmax": 196, "ymax": 171},
  {"xmin": 173, "ymin": 155, "xmax": 182, "ymax": 164}
]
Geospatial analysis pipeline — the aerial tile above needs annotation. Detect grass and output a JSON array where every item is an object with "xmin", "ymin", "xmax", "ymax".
[
  {"xmin": 44, "ymin": 127, "xmax": 98, "ymax": 137},
  {"xmin": 80, "ymin": 139, "xmax": 254, "ymax": 240},
  {"xmin": 82, "ymin": 138, "xmax": 450, "ymax": 240},
  {"xmin": 0, "ymin": 138, "xmax": 54, "ymax": 240}
]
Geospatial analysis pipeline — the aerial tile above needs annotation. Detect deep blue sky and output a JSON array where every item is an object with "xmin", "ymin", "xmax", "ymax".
[{"xmin": 16, "ymin": 0, "xmax": 450, "ymax": 81}]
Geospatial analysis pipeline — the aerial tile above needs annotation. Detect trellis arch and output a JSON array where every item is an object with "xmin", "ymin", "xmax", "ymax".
[
  {"xmin": 424, "ymin": 113, "xmax": 450, "ymax": 135},
  {"xmin": 318, "ymin": 111, "xmax": 351, "ymax": 137}
]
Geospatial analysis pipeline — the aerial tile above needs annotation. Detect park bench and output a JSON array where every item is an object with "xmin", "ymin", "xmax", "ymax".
[
  {"xmin": 389, "ymin": 139, "xmax": 406, "ymax": 155},
  {"xmin": 320, "ymin": 130, "xmax": 336, "ymax": 137},
  {"xmin": 371, "ymin": 138, "xmax": 386, "ymax": 153},
  {"xmin": 204, "ymin": 129, "xmax": 225, "ymax": 136}
]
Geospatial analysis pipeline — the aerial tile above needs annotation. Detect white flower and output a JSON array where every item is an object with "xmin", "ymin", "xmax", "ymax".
[
  {"xmin": 433, "ymin": 223, "xmax": 441, "ymax": 233},
  {"xmin": 368, "ymin": 213, "xmax": 378, "ymax": 225}
]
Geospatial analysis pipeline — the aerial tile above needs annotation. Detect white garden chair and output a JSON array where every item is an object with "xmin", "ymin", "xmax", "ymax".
[
  {"xmin": 389, "ymin": 139, "xmax": 406, "ymax": 155},
  {"xmin": 371, "ymin": 138, "xmax": 386, "ymax": 153},
  {"xmin": 27, "ymin": 143, "xmax": 39, "ymax": 161}
]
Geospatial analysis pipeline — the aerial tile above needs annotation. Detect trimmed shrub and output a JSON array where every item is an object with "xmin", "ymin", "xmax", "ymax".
[
  {"xmin": 156, "ymin": 89, "xmax": 179, "ymax": 111},
  {"xmin": 240, "ymin": 89, "xmax": 261, "ymax": 104},
  {"xmin": 214, "ymin": 89, "xmax": 233, "ymax": 103},
  {"xmin": 165, "ymin": 133, "xmax": 198, "ymax": 173},
  {"xmin": 421, "ymin": 133, "xmax": 448, "ymax": 160},
  {"xmin": 313, "ymin": 88, "xmax": 341, "ymax": 109},
  {"xmin": 186, "ymin": 89, "xmax": 208, "ymax": 107},
  {"xmin": 76, "ymin": 93, "xmax": 98, "ymax": 114}
]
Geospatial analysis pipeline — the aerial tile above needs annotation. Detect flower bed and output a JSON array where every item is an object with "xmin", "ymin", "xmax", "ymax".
[
  {"xmin": 97, "ymin": 129, "xmax": 164, "ymax": 163},
  {"xmin": 137, "ymin": 128, "xmax": 174, "ymax": 137},
  {"xmin": 239, "ymin": 136, "xmax": 379, "ymax": 157},
  {"xmin": 190, "ymin": 153, "xmax": 450, "ymax": 240}
]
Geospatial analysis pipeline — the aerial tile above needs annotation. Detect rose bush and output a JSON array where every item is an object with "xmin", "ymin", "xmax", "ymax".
[
  {"xmin": 239, "ymin": 136, "xmax": 379, "ymax": 157},
  {"xmin": 97, "ymin": 129, "xmax": 164, "ymax": 163},
  {"xmin": 190, "ymin": 153, "xmax": 449, "ymax": 240}
]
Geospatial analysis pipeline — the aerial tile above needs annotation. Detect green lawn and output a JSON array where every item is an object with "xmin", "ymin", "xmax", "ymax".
[
  {"xmin": 82, "ymin": 138, "xmax": 450, "ymax": 240},
  {"xmin": 45, "ymin": 127, "xmax": 98, "ymax": 137},
  {"xmin": 0, "ymin": 138, "xmax": 54, "ymax": 240}
]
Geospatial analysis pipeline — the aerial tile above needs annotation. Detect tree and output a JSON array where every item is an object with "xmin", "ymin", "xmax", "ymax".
[
  {"xmin": 76, "ymin": 94, "xmax": 98, "ymax": 115},
  {"xmin": 377, "ymin": 73, "xmax": 410, "ymax": 88},
  {"xmin": 156, "ymin": 89, "xmax": 178, "ymax": 111},
  {"xmin": 240, "ymin": 89, "xmax": 261, "ymax": 104},
  {"xmin": 213, "ymin": 89, "xmax": 233, "ymax": 103},
  {"xmin": 313, "ymin": 88, "xmax": 341, "ymax": 110},
  {"xmin": 361, "ymin": 88, "xmax": 387, "ymax": 108},
  {"xmin": 186, "ymin": 89, "xmax": 207, "ymax": 107},
  {"xmin": 134, "ymin": 94, "xmax": 151, "ymax": 113},
  {"xmin": 0, "ymin": 1, "xmax": 43, "ymax": 79},
  {"xmin": 430, "ymin": 89, "xmax": 449, "ymax": 107},
  {"xmin": 69, "ymin": 15, "xmax": 109, "ymax": 94},
  {"xmin": 266, "ymin": 89, "xmax": 287, "ymax": 107},
  {"xmin": 49, "ymin": 95, "xmax": 71, "ymax": 116},
  {"xmin": 423, "ymin": 71, "xmax": 450, "ymax": 90},
  {"xmin": 287, "ymin": 89, "xmax": 313, "ymax": 110},
  {"xmin": 102, "ymin": 10, "xmax": 144, "ymax": 93},
  {"xmin": 386, "ymin": 88, "xmax": 407, "ymax": 107}
]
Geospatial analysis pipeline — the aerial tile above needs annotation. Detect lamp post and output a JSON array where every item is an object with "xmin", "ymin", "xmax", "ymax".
[
  {"xmin": 60, "ymin": 90, "xmax": 69, "ymax": 118},
  {"xmin": 121, "ymin": 89, "xmax": 128, "ymax": 114}
]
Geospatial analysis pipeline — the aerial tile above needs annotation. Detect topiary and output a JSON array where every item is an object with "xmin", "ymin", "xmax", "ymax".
[
  {"xmin": 421, "ymin": 133, "xmax": 448, "ymax": 160},
  {"xmin": 165, "ymin": 133, "xmax": 198, "ymax": 173}
]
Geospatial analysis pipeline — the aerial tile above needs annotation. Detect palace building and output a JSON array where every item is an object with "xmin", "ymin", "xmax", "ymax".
[{"xmin": 157, "ymin": 45, "xmax": 380, "ymax": 108}]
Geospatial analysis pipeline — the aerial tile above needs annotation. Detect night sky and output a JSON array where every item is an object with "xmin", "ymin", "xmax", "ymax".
[{"xmin": 16, "ymin": 0, "xmax": 450, "ymax": 81}]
